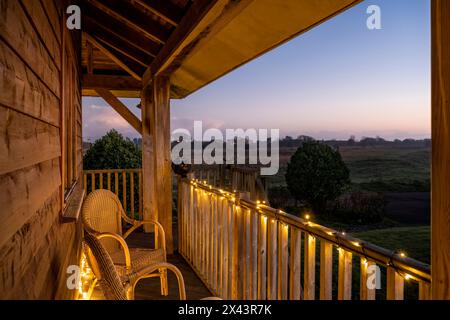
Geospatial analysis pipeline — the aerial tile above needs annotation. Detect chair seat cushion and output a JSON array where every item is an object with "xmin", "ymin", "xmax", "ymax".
[{"xmin": 110, "ymin": 248, "xmax": 165, "ymax": 276}]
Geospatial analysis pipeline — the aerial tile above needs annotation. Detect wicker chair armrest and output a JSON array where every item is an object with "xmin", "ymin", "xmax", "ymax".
[
  {"xmin": 122, "ymin": 220, "xmax": 166, "ymax": 254},
  {"xmin": 94, "ymin": 232, "xmax": 132, "ymax": 272},
  {"xmin": 129, "ymin": 262, "xmax": 186, "ymax": 300}
]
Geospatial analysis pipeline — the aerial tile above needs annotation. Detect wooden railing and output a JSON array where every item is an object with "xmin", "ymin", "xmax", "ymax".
[
  {"xmin": 178, "ymin": 178, "xmax": 431, "ymax": 300},
  {"xmin": 191, "ymin": 165, "xmax": 268, "ymax": 202},
  {"xmin": 83, "ymin": 169, "xmax": 143, "ymax": 219}
]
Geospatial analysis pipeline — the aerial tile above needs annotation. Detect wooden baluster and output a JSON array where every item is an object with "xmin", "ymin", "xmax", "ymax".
[
  {"xmin": 212, "ymin": 195, "xmax": 222, "ymax": 294},
  {"xmin": 217, "ymin": 195, "xmax": 223, "ymax": 295},
  {"xmin": 338, "ymin": 249, "xmax": 353, "ymax": 300},
  {"xmin": 206, "ymin": 193, "xmax": 211, "ymax": 285},
  {"xmin": 258, "ymin": 215, "xmax": 268, "ymax": 300},
  {"xmin": 277, "ymin": 223, "xmax": 289, "ymax": 300},
  {"xmin": 91, "ymin": 173, "xmax": 96, "ymax": 191},
  {"xmin": 228, "ymin": 201, "xmax": 235, "ymax": 299},
  {"xmin": 221, "ymin": 198, "xmax": 229, "ymax": 298},
  {"xmin": 237, "ymin": 206, "xmax": 246, "ymax": 299},
  {"xmin": 304, "ymin": 233, "xmax": 316, "ymax": 300},
  {"xmin": 360, "ymin": 259, "xmax": 376, "ymax": 300},
  {"xmin": 320, "ymin": 240, "xmax": 333, "ymax": 300},
  {"xmin": 250, "ymin": 210, "xmax": 258, "ymax": 300},
  {"xmin": 107, "ymin": 172, "xmax": 111, "ymax": 190},
  {"xmin": 244, "ymin": 209, "xmax": 251, "ymax": 299},
  {"xmin": 84, "ymin": 173, "xmax": 87, "ymax": 191},
  {"xmin": 138, "ymin": 171, "xmax": 143, "ymax": 220},
  {"xmin": 129, "ymin": 172, "xmax": 134, "ymax": 217},
  {"xmin": 122, "ymin": 171, "xmax": 127, "ymax": 214},
  {"xmin": 387, "ymin": 267, "xmax": 404, "ymax": 300},
  {"xmin": 114, "ymin": 172, "xmax": 119, "ymax": 196},
  {"xmin": 267, "ymin": 218, "xmax": 278, "ymax": 300},
  {"xmin": 231, "ymin": 203, "xmax": 239, "ymax": 299},
  {"xmin": 419, "ymin": 281, "xmax": 431, "ymax": 300},
  {"xmin": 289, "ymin": 228, "xmax": 302, "ymax": 300},
  {"xmin": 99, "ymin": 172, "xmax": 103, "ymax": 189}
]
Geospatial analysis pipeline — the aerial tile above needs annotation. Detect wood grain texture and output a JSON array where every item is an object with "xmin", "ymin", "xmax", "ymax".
[
  {"xmin": 0, "ymin": 0, "xmax": 61, "ymax": 97},
  {"xmin": 431, "ymin": 0, "xmax": 450, "ymax": 300},
  {"xmin": 0, "ymin": 107, "xmax": 61, "ymax": 175}
]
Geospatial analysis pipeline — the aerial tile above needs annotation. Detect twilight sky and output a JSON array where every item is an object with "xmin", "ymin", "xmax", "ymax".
[{"xmin": 83, "ymin": 0, "xmax": 431, "ymax": 142}]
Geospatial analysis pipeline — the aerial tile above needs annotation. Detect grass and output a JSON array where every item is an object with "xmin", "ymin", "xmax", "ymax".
[
  {"xmin": 353, "ymin": 226, "xmax": 430, "ymax": 264},
  {"xmin": 270, "ymin": 145, "xmax": 431, "ymax": 192}
]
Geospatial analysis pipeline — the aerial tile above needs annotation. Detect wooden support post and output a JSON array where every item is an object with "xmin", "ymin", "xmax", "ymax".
[
  {"xmin": 431, "ymin": 0, "xmax": 450, "ymax": 300},
  {"xmin": 142, "ymin": 76, "xmax": 173, "ymax": 253}
]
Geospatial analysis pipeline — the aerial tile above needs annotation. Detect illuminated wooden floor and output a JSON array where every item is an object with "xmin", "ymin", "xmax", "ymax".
[{"xmin": 92, "ymin": 229, "xmax": 212, "ymax": 300}]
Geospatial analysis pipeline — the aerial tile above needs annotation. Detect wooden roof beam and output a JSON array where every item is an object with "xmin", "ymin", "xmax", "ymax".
[
  {"xmin": 85, "ymin": 33, "xmax": 144, "ymax": 81},
  {"xmin": 84, "ymin": 19, "xmax": 154, "ymax": 67},
  {"xmin": 82, "ymin": 1, "xmax": 161, "ymax": 57},
  {"xmin": 131, "ymin": 0, "xmax": 186, "ymax": 27},
  {"xmin": 95, "ymin": 88, "xmax": 142, "ymax": 134},
  {"xmin": 143, "ymin": 0, "xmax": 228, "ymax": 86},
  {"xmin": 88, "ymin": 0, "xmax": 171, "ymax": 45},
  {"xmin": 83, "ymin": 74, "xmax": 142, "ymax": 92}
]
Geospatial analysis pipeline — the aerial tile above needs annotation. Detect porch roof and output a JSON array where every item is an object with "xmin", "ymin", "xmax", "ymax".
[{"xmin": 80, "ymin": 0, "xmax": 362, "ymax": 99}]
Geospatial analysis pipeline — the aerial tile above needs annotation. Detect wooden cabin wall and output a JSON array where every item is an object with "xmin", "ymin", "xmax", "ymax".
[{"xmin": 0, "ymin": 0, "xmax": 82, "ymax": 299}]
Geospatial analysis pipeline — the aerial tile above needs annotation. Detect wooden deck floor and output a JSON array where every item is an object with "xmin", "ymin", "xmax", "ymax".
[{"xmin": 92, "ymin": 229, "xmax": 211, "ymax": 300}]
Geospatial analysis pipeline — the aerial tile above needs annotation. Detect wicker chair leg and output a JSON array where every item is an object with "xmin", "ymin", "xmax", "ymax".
[{"xmin": 160, "ymin": 268, "xmax": 169, "ymax": 296}]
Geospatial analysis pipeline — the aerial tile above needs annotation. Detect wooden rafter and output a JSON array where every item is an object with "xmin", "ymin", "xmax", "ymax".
[
  {"xmin": 84, "ymin": 19, "xmax": 153, "ymax": 67},
  {"xmin": 143, "ymin": 0, "xmax": 223, "ymax": 85},
  {"xmin": 87, "ymin": 42, "xmax": 94, "ymax": 74},
  {"xmin": 132, "ymin": 0, "xmax": 185, "ymax": 27},
  {"xmin": 85, "ymin": 33, "xmax": 143, "ymax": 81},
  {"xmin": 82, "ymin": 2, "xmax": 161, "ymax": 57},
  {"xmin": 89, "ymin": 0, "xmax": 171, "ymax": 45},
  {"xmin": 95, "ymin": 88, "xmax": 142, "ymax": 133}
]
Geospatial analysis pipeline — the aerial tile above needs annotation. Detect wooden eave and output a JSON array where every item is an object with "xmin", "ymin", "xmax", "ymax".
[{"xmin": 80, "ymin": 0, "xmax": 362, "ymax": 99}]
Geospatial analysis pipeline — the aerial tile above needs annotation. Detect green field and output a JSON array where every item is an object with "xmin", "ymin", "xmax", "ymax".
[
  {"xmin": 354, "ymin": 226, "xmax": 430, "ymax": 264},
  {"xmin": 269, "ymin": 145, "xmax": 431, "ymax": 192}
]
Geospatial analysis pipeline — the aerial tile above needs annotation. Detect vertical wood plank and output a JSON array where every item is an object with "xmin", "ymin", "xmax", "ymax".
[
  {"xmin": 360, "ymin": 259, "xmax": 376, "ymax": 300},
  {"xmin": 267, "ymin": 219, "xmax": 278, "ymax": 300},
  {"xmin": 122, "ymin": 171, "xmax": 127, "ymax": 214},
  {"xmin": 231, "ymin": 203, "xmax": 239, "ymax": 299},
  {"xmin": 338, "ymin": 249, "xmax": 353, "ymax": 300},
  {"xmin": 387, "ymin": 267, "xmax": 404, "ymax": 300},
  {"xmin": 304, "ymin": 233, "xmax": 316, "ymax": 300},
  {"xmin": 431, "ymin": 0, "xmax": 450, "ymax": 300},
  {"xmin": 114, "ymin": 172, "xmax": 119, "ymax": 195},
  {"xmin": 83, "ymin": 173, "xmax": 87, "ymax": 191},
  {"xmin": 107, "ymin": 172, "xmax": 111, "ymax": 190},
  {"xmin": 130, "ymin": 172, "xmax": 135, "ymax": 217},
  {"xmin": 289, "ymin": 228, "xmax": 302, "ymax": 300},
  {"xmin": 277, "ymin": 223, "xmax": 288, "ymax": 300},
  {"xmin": 138, "ymin": 171, "xmax": 143, "ymax": 219},
  {"xmin": 250, "ymin": 210, "xmax": 258, "ymax": 300},
  {"xmin": 258, "ymin": 215, "xmax": 267, "ymax": 300},
  {"xmin": 99, "ymin": 172, "xmax": 103, "ymax": 189},
  {"xmin": 91, "ymin": 173, "xmax": 95, "ymax": 191},
  {"xmin": 320, "ymin": 241, "xmax": 333, "ymax": 300},
  {"xmin": 419, "ymin": 282, "xmax": 431, "ymax": 300}
]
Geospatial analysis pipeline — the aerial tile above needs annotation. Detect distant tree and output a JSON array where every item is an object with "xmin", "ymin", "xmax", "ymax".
[
  {"xmin": 83, "ymin": 129, "xmax": 142, "ymax": 170},
  {"xmin": 348, "ymin": 135, "xmax": 356, "ymax": 146},
  {"xmin": 285, "ymin": 141, "xmax": 350, "ymax": 214}
]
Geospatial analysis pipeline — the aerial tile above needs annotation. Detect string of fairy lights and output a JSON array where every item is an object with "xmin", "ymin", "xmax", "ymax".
[{"xmin": 188, "ymin": 178, "xmax": 421, "ymax": 284}]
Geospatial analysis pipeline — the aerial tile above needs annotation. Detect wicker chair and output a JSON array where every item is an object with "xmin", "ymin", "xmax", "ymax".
[
  {"xmin": 83, "ymin": 232, "xmax": 186, "ymax": 300},
  {"xmin": 82, "ymin": 189, "xmax": 170, "ymax": 296}
]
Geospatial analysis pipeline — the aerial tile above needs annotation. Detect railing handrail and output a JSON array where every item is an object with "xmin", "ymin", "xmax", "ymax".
[
  {"xmin": 183, "ymin": 178, "xmax": 431, "ymax": 283},
  {"xmin": 84, "ymin": 168, "xmax": 142, "ymax": 174}
]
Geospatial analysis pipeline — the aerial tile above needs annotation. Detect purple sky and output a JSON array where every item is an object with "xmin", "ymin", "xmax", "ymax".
[{"xmin": 83, "ymin": 0, "xmax": 431, "ymax": 143}]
